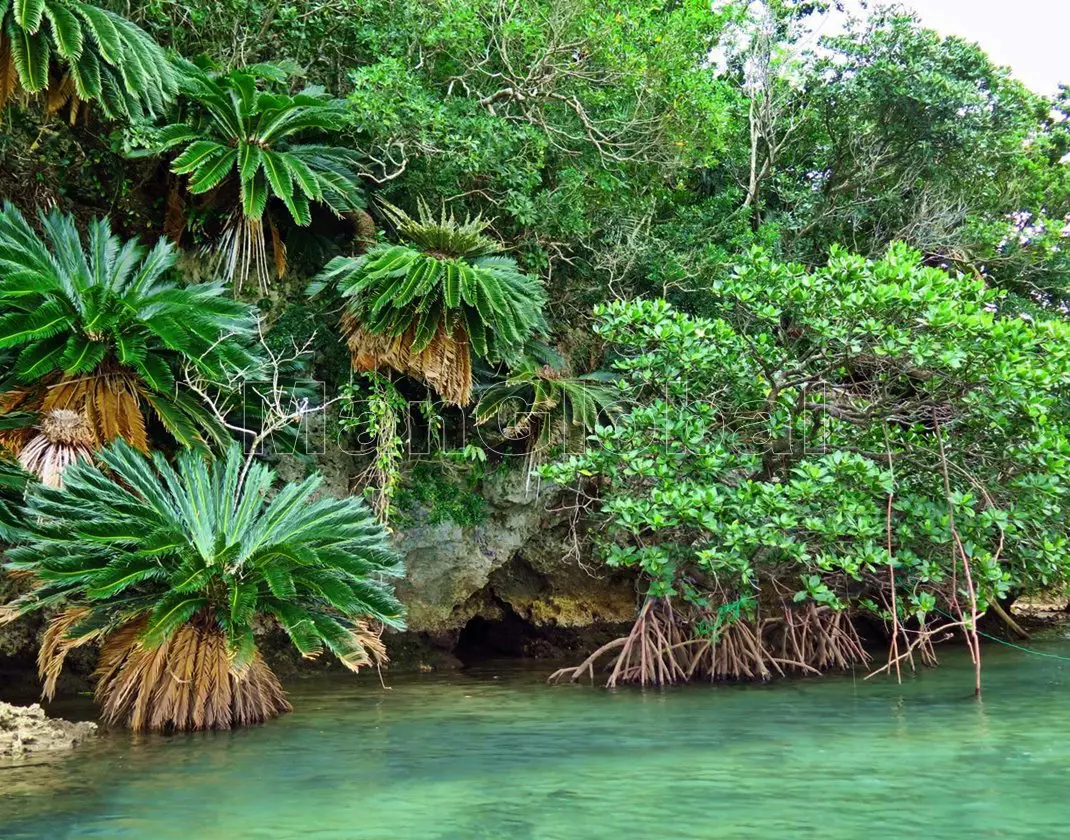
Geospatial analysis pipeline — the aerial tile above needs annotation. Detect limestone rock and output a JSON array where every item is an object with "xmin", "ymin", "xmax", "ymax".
[
  {"xmin": 394, "ymin": 468, "xmax": 547, "ymax": 632},
  {"xmin": 395, "ymin": 468, "xmax": 636, "ymax": 634},
  {"xmin": 0, "ymin": 703, "xmax": 96, "ymax": 758}
]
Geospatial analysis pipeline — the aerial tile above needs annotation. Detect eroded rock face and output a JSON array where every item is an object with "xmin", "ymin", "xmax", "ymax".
[
  {"xmin": 0, "ymin": 703, "xmax": 96, "ymax": 758},
  {"xmin": 394, "ymin": 469, "xmax": 635, "ymax": 634}
]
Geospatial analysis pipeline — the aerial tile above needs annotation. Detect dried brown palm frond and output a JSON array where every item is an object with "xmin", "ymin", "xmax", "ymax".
[
  {"xmin": 349, "ymin": 209, "xmax": 376, "ymax": 247},
  {"xmin": 269, "ymin": 217, "xmax": 288, "ymax": 279},
  {"xmin": 42, "ymin": 371, "xmax": 148, "ymax": 452},
  {"xmin": 344, "ymin": 315, "xmax": 473, "ymax": 406},
  {"xmin": 38, "ymin": 607, "xmax": 101, "ymax": 701},
  {"xmin": 0, "ymin": 46, "xmax": 84, "ymax": 125},
  {"xmin": 1, "ymin": 370, "xmax": 148, "ymax": 457},
  {"xmin": 18, "ymin": 409, "xmax": 94, "ymax": 488},
  {"xmin": 43, "ymin": 72, "xmax": 81, "ymax": 124},
  {"xmin": 94, "ymin": 618, "xmax": 292, "ymax": 732},
  {"xmin": 0, "ymin": 35, "xmax": 19, "ymax": 113},
  {"xmin": 0, "ymin": 387, "xmax": 37, "ymax": 454},
  {"xmin": 163, "ymin": 179, "xmax": 188, "ymax": 245},
  {"xmin": 348, "ymin": 619, "xmax": 388, "ymax": 670}
]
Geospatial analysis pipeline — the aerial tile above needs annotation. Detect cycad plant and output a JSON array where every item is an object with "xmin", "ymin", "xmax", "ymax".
[
  {"xmin": 475, "ymin": 358, "xmax": 618, "ymax": 479},
  {"xmin": 154, "ymin": 62, "xmax": 365, "ymax": 291},
  {"xmin": 0, "ymin": 0, "xmax": 177, "ymax": 120},
  {"xmin": 17, "ymin": 407, "xmax": 91, "ymax": 486},
  {"xmin": 1, "ymin": 440, "xmax": 405, "ymax": 732},
  {"xmin": 0, "ymin": 202, "xmax": 255, "ymax": 452},
  {"xmin": 314, "ymin": 202, "xmax": 547, "ymax": 406}
]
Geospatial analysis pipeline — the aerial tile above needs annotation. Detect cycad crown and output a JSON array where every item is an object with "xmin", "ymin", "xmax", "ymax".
[
  {"xmin": 156, "ymin": 61, "xmax": 365, "ymax": 290},
  {"xmin": 4, "ymin": 439, "xmax": 405, "ymax": 730},
  {"xmin": 315, "ymin": 201, "xmax": 547, "ymax": 406},
  {"xmin": 17, "ymin": 407, "xmax": 92, "ymax": 487},
  {"xmin": 0, "ymin": 202, "xmax": 255, "ymax": 450},
  {"xmin": 0, "ymin": 0, "xmax": 177, "ymax": 119},
  {"xmin": 475, "ymin": 359, "xmax": 618, "ymax": 447}
]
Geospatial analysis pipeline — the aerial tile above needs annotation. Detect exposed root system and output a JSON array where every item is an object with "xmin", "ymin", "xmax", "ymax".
[{"xmin": 549, "ymin": 598, "xmax": 871, "ymax": 688}]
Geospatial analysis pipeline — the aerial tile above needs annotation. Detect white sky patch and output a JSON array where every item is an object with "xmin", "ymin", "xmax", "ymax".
[
  {"xmin": 710, "ymin": 1, "xmax": 1068, "ymax": 97},
  {"xmin": 899, "ymin": 0, "xmax": 1068, "ymax": 95}
]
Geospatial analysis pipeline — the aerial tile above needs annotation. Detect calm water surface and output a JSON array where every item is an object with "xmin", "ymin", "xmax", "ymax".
[{"xmin": 3, "ymin": 637, "xmax": 1070, "ymax": 839}]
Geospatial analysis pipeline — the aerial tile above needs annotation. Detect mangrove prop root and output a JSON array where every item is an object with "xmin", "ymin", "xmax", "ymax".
[
  {"xmin": 549, "ymin": 598, "xmax": 690, "ymax": 688},
  {"xmin": 549, "ymin": 600, "xmax": 871, "ymax": 688}
]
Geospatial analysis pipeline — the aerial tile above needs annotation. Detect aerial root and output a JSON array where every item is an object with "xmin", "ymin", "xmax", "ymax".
[
  {"xmin": 549, "ymin": 599, "xmax": 871, "ymax": 688},
  {"xmin": 548, "ymin": 598, "xmax": 689, "ymax": 687}
]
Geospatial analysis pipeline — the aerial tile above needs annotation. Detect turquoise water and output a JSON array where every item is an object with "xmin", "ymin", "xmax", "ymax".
[{"xmin": 3, "ymin": 638, "xmax": 1070, "ymax": 839}]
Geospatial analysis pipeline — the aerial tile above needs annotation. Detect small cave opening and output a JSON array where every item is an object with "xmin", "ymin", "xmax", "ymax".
[{"xmin": 454, "ymin": 601, "xmax": 548, "ymax": 665}]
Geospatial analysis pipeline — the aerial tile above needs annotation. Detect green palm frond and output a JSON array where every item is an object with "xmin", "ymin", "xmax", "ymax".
[
  {"xmin": 0, "ymin": 0, "xmax": 177, "ymax": 119},
  {"xmin": 0, "ymin": 201, "xmax": 257, "ymax": 450},
  {"xmin": 0, "ymin": 455, "xmax": 29, "ymax": 542},
  {"xmin": 4, "ymin": 439, "xmax": 405, "ymax": 663},
  {"xmin": 312, "ymin": 201, "xmax": 547, "ymax": 406},
  {"xmin": 475, "ymin": 358, "xmax": 619, "ymax": 457},
  {"xmin": 151, "ymin": 61, "xmax": 365, "ymax": 291}
]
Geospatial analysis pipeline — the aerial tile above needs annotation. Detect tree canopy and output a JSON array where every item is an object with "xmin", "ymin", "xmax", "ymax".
[{"xmin": 0, "ymin": 0, "xmax": 1066, "ymax": 707}]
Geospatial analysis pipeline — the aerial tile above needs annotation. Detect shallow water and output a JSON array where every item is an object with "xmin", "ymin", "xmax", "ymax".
[{"xmin": 3, "ymin": 637, "xmax": 1070, "ymax": 839}]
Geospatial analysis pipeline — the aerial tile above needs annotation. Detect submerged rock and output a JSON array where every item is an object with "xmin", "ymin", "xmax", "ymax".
[{"xmin": 0, "ymin": 702, "xmax": 96, "ymax": 758}]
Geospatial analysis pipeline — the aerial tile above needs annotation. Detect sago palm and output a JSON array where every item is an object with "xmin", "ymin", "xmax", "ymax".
[
  {"xmin": 0, "ymin": 202, "xmax": 255, "ymax": 454},
  {"xmin": 16, "ymin": 407, "xmax": 92, "ymax": 486},
  {"xmin": 475, "ymin": 358, "xmax": 618, "ymax": 478},
  {"xmin": 1, "ymin": 439, "xmax": 405, "ymax": 732},
  {"xmin": 314, "ymin": 201, "xmax": 547, "ymax": 406},
  {"xmin": 154, "ymin": 61, "xmax": 365, "ymax": 291},
  {"xmin": 0, "ymin": 0, "xmax": 176, "ymax": 120}
]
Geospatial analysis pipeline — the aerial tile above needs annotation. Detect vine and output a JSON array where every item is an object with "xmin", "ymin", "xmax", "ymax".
[{"xmin": 339, "ymin": 372, "xmax": 407, "ymax": 524}]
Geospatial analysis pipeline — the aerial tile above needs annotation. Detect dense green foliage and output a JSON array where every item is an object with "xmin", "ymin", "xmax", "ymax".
[
  {"xmin": 395, "ymin": 460, "xmax": 488, "ymax": 529},
  {"xmin": 544, "ymin": 246, "xmax": 1070, "ymax": 627},
  {"xmin": 755, "ymin": 10, "xmax": 1068, "ymax": 302},
  {"xmin": 0, "ymin": 0, "xmax": 1065, "ymax": 698},
  {"xmin": 0, "ymin": 0, "xmax": 176, "ymax": 118},
  {"xmin": 4, "ymin": 439, "xmax": 404, "ymax": 665}
]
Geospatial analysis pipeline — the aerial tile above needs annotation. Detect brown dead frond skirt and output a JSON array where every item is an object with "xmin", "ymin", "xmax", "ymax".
[
  {"xmin": 344, "ymin": 314, "xmax": 473, "ymax": 406},
  {"xmin": 94, "ymin": 620, "xmax": 292, "ymax": 732}
]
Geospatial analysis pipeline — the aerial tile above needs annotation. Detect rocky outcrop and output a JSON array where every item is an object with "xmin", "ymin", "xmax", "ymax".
[
  {"xmin": 0, "ymin": 703, "xmax": 95, "ymax": 758},
  {"xmin": 394, "ymin": 468, "xmax": 635, "ymax": 636}
]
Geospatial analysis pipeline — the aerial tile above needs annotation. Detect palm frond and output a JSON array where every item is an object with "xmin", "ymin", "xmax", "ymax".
[
  {"xmin": 149, "ymin": 63, "xmax": 365, "ymax": 291},
  {"xmin": 475, "ymin": 358, "xmax": 619, "ymax": 481},
  {"xmin": 0, "ymin": 0, "xmax": 176, "ymax": 119},
  {"xmin": 0, "ymin": 202, "xmax": 257, "ymax": 451},
  {"xmin": 4, "ymin": 439, "xmax": 404, "ymax": 731},
  {"xmin": 313, "ymin": 202, "xmax": 546, "ymax": 406},
  {"xmin": 0, "ymin": 453, "xmax": 28, "ymax": 542}
]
